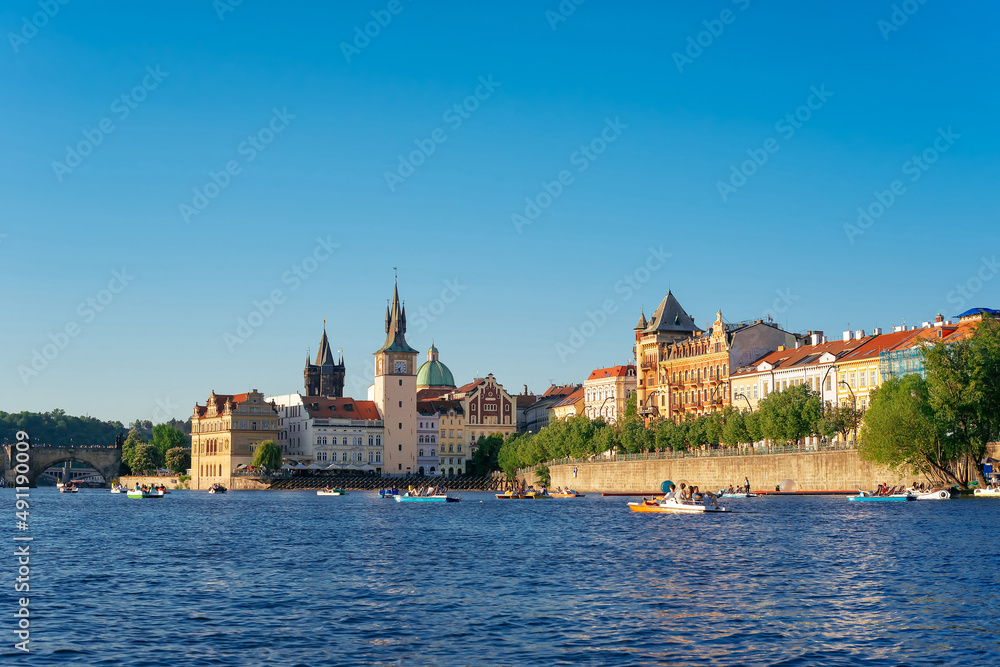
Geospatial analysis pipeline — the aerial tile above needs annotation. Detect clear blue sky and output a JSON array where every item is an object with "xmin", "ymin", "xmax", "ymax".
[{"xmin": 2, "ymin": 0, "xmax": 998, "ymax": 425}]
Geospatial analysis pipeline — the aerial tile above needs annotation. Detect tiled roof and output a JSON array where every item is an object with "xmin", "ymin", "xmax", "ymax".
[
  {"xmin": 302, "ymin": 397, "xmax": 381, "ymax": 420},
  {"xmin": 553, "ymin": 388, "xmax": 585, "ymax": 408},
  {"xmin": 417, "ymin": 399, "xmax": 465, "ymax": 416},
  {"xmin": 587, "ymin": 365, "xmax": 636, "ymax": 381},
  {"xmin": 729, "ymin": 338, "xmax": 868, "ymax": 377},
  {"xmin": 541, "ymin": 384, "xmax": 578, "ymax": 398}
]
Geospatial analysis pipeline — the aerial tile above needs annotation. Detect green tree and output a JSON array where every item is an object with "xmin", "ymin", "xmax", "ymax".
[
  {"xmin": 534, "ymin": 462, "xmax": 551, "ymax": 487},
  {"xmin": 151, "ymin": 424, "xmax": 188, "ymax": 461},
  {"xmin": 165, "ymin": 447, "xmax": 191, "ymax": 474},
  {"xmin": 721, "ymin": 407, "xmax": 748, "ymax": 447},
  {"xmin": 923, "ymin": 315, "xmax": 1000, "ymax": 486},
  {"xmin": 129, "ymin": 442, "xmax": 161, "ymax": 474},
  {"xmin": 121, "ymin": 428, "xmax": 148, "ymax": 474},
  {"xmin": 858, "ymin": 374, "xmax": 964, "ymax": 484},
  {"xmin": 251, "ymin": 440, "xmax": 282, "ymax": 470},
  {"xmin": 819, "ymin": 402, "xmax": 862, "ymax": 444},
  {"xmin": 757, "ymin": 384, "xmax": 824, "ymax": 444}
]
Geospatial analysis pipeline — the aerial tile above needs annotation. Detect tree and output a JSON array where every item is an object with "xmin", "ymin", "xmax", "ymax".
[
  {"xmin": 151, "ymin": 424, "xmax": 188, "ymax": 461},
  {"xmin": 923, "ymin": 315, "xmax": 1000, "ymax": 486},
  {"xmin": 721, "ymin": 407, "xmax": 748, "ymax": 447},
  {"xmin": 252, "ymin": 440, "xmax": 282, "ymax": 470},
  {"xmin": 756, "ymin": 384, "xmax": 823, "ymax": 445},
  {"xmin": 165, "ymin": 447, "xmax": 191, "ymax": 474},
  {"xmin": 129, "ymin": 442, "xmax": 161, "ymax": 474},
  {"xmin": 819, "ymin": 403, "xmax": 862, "ymax": 444},
  {"xmin": 858, "ymin": 374, "xmax": 967, "ymax": 485},
  {"xmin": 121, "ymin": 428, "xmax": 148, "ymax": 474}
]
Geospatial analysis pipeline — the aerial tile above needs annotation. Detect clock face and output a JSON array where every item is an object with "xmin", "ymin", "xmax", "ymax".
[{"xmin": 394, "ymin": 361, "xmax": 407, "ymax": 374}]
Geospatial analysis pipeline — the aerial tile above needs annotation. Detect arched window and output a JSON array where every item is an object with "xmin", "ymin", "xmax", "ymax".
[
  {"xmin": 376, "ymin": 436, "xmax": 381, "ymax": 447},
  {"xmin": 419, "ymin": 449, "xmax": 424, "ymax": 456}
]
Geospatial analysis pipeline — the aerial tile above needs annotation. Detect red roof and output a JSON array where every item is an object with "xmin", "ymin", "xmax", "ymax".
[
  {"xmin": 730, "ymin": 338, "xmax": 868, "ymax": 376},
  {"xmin": 416, "ymin": 388, "xmax": 452, "ymax": 401},
  {"xmin": 541, "ymin": 384, "xmax": 578, "ymax": 398},
  {"xmin": 587, "ymin": 365, "xmax": 636, "ymax": 381},
  {"xmin": 417, "ymin": 399, "xmax": 464, "ymax": 416},
  {"xmin": 195, "ymin": 392, "xmax": 252, "ymax": 417},
  {"xmin": 302, "ymin": 397, "xmax": 382, "ymax": 420}
]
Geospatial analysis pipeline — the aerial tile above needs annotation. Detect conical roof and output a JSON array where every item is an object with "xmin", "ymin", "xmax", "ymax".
[
  {"xmin": 375, "ymin": 278, "xmax": 418, "ymax": 354},
  {"xmin": 635, "ymin": 309, "xmax": 647, "ymax": 330},
  {"xmin": 315, "ymin": 323, "xmax": 336, "ymax": 366},
  {"xmin": 643, "ymin": 291, "xmax": 702, "ymax": 335}
]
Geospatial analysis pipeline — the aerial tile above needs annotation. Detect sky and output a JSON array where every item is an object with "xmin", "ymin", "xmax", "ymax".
[{"xmin": 2, "ymin": 0, "xmax": 998, "ymax": 425}]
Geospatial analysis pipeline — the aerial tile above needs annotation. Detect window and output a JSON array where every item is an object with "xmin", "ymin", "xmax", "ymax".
[
  {"xmin": 848, "ymin": 372, "xmax": 856, "ymax": 388},
  {"xmin": 431, "ymin": 449, "xmax": 435, "ymax": 456},
  {"xmin": 342, "ymin": 452, "xmax": 348, "ymax": 462},
  {"xmin": 859, "ymin": 372, "xmax": 867, "ymax": 388},
  {"xmin": 457, "ymin": 444, "xmax": 462, "ymax": 453},
  {"xmin": 376, "ymin": 453, "xmax": 381, "ymax": 463},
  {"xmin": 870, "ymin": 370, "xmax": 877, "ymax": 386},
  {"xmin": 368, "ymin": 435, "xmax": 374, "ymax": 446},
  {"xmin": 376, "ymin": 436, "xmax": 381, "ymax": 447},
  {"xmin": 449, "ymin": 445, "xmax": 454, "ymax": 452},
  {"xmin": 825, "ymin": 376, "xmax": 832, "ymax": 391},
  {"xmin": 398, "ymin": 444, "xmax": 402, "ymax": 451},
  {"xmin": 419, "ymin": 449, "xmax": 424, "ymax": 456}
]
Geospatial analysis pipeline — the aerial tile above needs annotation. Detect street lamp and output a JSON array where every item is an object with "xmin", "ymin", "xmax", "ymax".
[
  {"xmin": 739, "ymin": 394, "xmax": 753, "ymax": 412},
  {"xmin": 597, "ymin": 396, "xmax": 612, "ymax": 422},
  {"xmin": 838, "ymin": 380, "xmax": 857, "ymax": 446}
]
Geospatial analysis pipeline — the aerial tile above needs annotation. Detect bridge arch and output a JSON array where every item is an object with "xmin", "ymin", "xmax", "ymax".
[{"xmin": 3, "ymin": 446, "xmax": 123, "ymax": 488}]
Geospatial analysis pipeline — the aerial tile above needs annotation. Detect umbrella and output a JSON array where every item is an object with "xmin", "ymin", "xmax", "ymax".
[
  {"xmin": 325, "ymin": 463, "xmax": 341, "ymax": 470},
  {"xmin": 280, "ymin": 464, "xmax": 294, "ymax": 470},
  {"xmin": 293, "ymin": 464, "xmax": 310, "ymax": 470},
  {"xmin": 307, "ymin": 463, "xmax": 324, "ymax": 470}
]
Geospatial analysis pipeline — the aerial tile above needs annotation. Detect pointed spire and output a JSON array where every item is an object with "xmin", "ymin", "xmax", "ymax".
[
  {"xmin": 385, "ymin": 300, "xmax": 391, "ymax": 334},
  {"xmin": 376, "ymin": 275, "xmax": 418, "ymax": 355},
  {"xmin": 316, "ymin": 324, "xmax": 335, "ymax": 366},
  {"xmin": 635, "ymin": 309, "xmax": 647, "ymax": 330},
  {"xmin": 305, "ymin": 349, "xmax": 311, "ymax": 368}
]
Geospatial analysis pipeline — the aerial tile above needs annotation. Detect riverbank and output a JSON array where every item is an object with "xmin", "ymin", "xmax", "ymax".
[{"xmin": 519, "ymin": 444, "xmax": 998, "ymax": 493}]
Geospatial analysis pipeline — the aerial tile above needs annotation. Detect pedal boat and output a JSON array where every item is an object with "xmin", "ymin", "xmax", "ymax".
[
  {"xmin": 394, "ymin": 493, "xmax": 458, "ymax": 503},
  {"xmin": 495, "ymin": 491, "xmax": 553, "ymax": 500},
  {"xmin": 973, "ymin": 487, "xmax": 1000, "ymax": 497},
  {"xmin": 126, "ymin": 489, "xmax": 164, "ymax": 499},
  {"xmin": 628, "ymin": 497, "xmax": 728, "ymax": 513},
  {"xmin": 317, "ymin": 489, "xmax": 346, "ymax": 496}
]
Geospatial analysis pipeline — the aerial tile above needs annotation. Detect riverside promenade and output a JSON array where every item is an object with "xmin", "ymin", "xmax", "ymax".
[{"xmin": 520, "ymin": 443, "xmax": 972, "ymax": 494}]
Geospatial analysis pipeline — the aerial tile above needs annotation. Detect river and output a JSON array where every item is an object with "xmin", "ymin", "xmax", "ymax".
[{"xmin": 2, "ymin": 488, "xmax": 998, "ymax": 665}]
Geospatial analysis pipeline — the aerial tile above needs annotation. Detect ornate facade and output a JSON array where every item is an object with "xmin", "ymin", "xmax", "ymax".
[
  {"xmin": 634, "ymin": 291, "xmax": 802, "ymax": 423},
  {"xmin": 191, "ymin": 389, "xmax": 279, "ymax": 490},
  {"xmin": 583, "ymin": 365, "xmax": 636, "ymax": 422}
]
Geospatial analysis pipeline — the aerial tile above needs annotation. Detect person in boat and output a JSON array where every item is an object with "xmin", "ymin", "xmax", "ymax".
[
  {"xmin": 703, "ymin": 490, "xmax": 721, "ymax": 510},
  {"xmin": 675, "ymin": 483, "xmax": 689, "ymax": 503},
  {"xmin": 662, "ymin": 484, "xmax": 677, "ymax": 501},
  {"xmin": 744, "ymin": 477, "xmax": 750, "ymax": 494}
]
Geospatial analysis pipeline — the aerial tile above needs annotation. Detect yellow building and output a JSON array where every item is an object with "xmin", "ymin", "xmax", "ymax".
[
  {"xmin": 191, "ymin": 389, "xmax": 279, "ymax": 490},
  {"xmin": 552, "ymin": 387, "xmax": 585, "ymax": 421}
]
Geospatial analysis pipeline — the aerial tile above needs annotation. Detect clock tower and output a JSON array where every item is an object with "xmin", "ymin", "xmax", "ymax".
[{"xmin": 373, "ymin": 278, "xmax": 419, "ymax": 476}]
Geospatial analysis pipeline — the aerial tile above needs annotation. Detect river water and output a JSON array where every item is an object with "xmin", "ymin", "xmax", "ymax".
[{"xmin": 2, "ymin": 488, "xmax": 998, "ymax": 666}]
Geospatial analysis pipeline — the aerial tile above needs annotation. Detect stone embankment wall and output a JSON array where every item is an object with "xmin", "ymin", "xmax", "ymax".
[
  {"xmin": 119, "ymin": 475, "xmax": 189, "ymax": 489},
  {"xmin": 525, "ymin": 449, "xmax": 946, "ymax": 493},
  {"xmin": 120, "ymin": 475, "xmax": 270, "ymax": 491}
]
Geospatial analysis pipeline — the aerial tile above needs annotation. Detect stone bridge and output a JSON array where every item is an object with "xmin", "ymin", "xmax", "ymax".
[{"xmin": 2, "ymin": 445, "xmax": 123, "ymax": 488}]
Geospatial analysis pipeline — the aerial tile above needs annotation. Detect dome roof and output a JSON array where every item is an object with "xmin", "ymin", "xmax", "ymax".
[
  {"xmin": 416, "ymin": 360, "xmax": 455, "ymax": 388},
  {"xmin": 416, "ymin": 343, "xmax": 455, "ymax": 388}
]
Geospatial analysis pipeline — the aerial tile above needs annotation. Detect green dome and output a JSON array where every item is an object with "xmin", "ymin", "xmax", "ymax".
[
  {"xmin": 416, "ymin": 360, "xmax": 455, "ymax": 388},
  {"xmin": 416, "ymin": 343, "xmax": 455, "ymax": 388}
]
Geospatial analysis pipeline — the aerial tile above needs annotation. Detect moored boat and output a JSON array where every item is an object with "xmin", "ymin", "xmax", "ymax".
[
  {"xmin": 59, "ymin": 486, "xmax": 79, "ymax": 494},
  {"xmin": 848, "ymin": 492, "xmax": 914, "ymax": 502},
  {"xmin": 718, "ymin": 491, "xmax": 759, "ymax": 498},
  {"xmin": 908, "ymin": 488, "xmax": 951, "ymax": 500},
  {"xmin": 209, "ymin": 484, "xmax": 227, "ymax": 494},
  {"xmin": 110, "ymin": 484, "xmax": 127, "ymax": 494},
  {"xmin": 378, "ymin": 489, "xmax": 400, "ymax": 499},
  {"xmin": 550, "ymin": 490, "xmax": 585, "ymax": 498},
  {"xmin": 973, "ymin": 487, "xmax": 1000, "ymax": 497},
  {"xmin": 628, "ymin": 497, "xmax": 728, "ymax": 513},
  {"xmin": 317, "ymin": 488, "xmax": 346, "ymax": 496},
  {"xmin": 495, "ymin": 490, "xmax": 553, "ymax": 500}
]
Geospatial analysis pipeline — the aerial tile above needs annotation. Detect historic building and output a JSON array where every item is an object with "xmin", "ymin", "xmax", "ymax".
[
  {"xmin": 373, "ymin": 279, "xmax": 420, "ymax": 476},
  {"xmin": 267, "ymin": 393, "xmax": 384, "ymax": 472},
  {"xmin": 191, "ymin": 389, "xmax": 279, "ymax": 490},
  {"xmin": 552, "ymin": 387, "xmax": 585, "ymax": 421},
  {"xmin": 523, "ymin": 384, "xmax": 580, "ymax": 433},
  {"xmin": 448, "ymin": 374, "xmax": 517, "ymax": 445},
  {"xmin": 634, "ymin": 291, "xmax": 802, "ymax": 423},
  {"xmin": 303, "ymin": 322, "xmax": 345, "ymax": 397},
  {"xmin": 583, "ymin": 365, "xmax": 636, "ymax": 423},
  {"xmin": 417, "ymin": 399, "xmax": 468, "ymax": 476},
  {"xmin": 515, "ymin": 386, "xmax": 536, "ymax": 433}
]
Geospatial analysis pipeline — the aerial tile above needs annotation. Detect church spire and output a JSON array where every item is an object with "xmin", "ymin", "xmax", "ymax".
[
  {"xmin": 376, "ymin": 275, "xmax": 418, "ymax": 354},
  {"xmin": 315, "ymin": 321, "xmax": 335, "ymax": 366}
]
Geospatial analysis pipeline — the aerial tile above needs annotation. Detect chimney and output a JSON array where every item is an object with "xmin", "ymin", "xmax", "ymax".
[
  {"xmin": 872, "ymin": 327, "xmax": 883, "ymax": 336},
  {"xmin": 777, "ymin": 345, "xmax": 785, "ymax": 352},
  {"xmin": 935, "ymin": 313, "xmax": 944, "ymax": 324},
  {"xmin": 893, "ymin": 325, "xmax": 905, "ymax": 333},
  {"xmin": 922, "ymin": 322, "xmax": 931, "ymax": 328},
  {"xmin": 843, "ymin": 330, "xmax": 852, "ymax": 341},
  {"xmin": 855, "ymin": 329, "xmax": 865, "ymax": 339},
  {"xmin": 810, "ymin": 331, "xmax": 824, "ymax": 346}
]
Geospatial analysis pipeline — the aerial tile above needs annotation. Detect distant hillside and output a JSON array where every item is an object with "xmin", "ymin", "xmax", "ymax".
[{"xmin": 0, "ymin": 409, "xmax": 125, "ymax": 446}]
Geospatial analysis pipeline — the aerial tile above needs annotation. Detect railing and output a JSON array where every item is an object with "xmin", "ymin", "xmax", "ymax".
[{"xmin": 535, "ymin": 440, "xmax": 857, "ymax": 470}]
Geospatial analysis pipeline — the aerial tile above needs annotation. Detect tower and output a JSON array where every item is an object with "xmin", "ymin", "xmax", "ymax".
[
  {"xmin": 373, "ymin": 278, "xmax": 419, "ymax": 476},
  {"xmin": 304, "ymin": 321, "xmax": 345, "ymax": 397}
]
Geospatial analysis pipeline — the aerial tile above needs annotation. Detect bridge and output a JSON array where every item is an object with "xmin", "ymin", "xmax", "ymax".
[{"xmin": 2, "ymin": 444, "xmax": 123, "ymax": 488}]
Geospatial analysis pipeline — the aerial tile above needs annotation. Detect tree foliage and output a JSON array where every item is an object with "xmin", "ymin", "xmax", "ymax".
[
  {"xmin": 0, "ymin": 409, "xmax": 124, "ymax": 446},
  {"xmin": 165, "ymin": 447, "xmax": 191, "ymax": 474},
  {"xmin": 251, "ymin": 440, "xmax": 282, "ymax": 470},
  {"xmin": 129, "ymin": 442, "xmax": 161, "ymax": 474},
  {"xmin": 151, "ymin": 424, "xmax": 189, "ymax": 462},
  {"xmin": 861, "ymin": 316, "xmax": 1000, "ymax": 488}
]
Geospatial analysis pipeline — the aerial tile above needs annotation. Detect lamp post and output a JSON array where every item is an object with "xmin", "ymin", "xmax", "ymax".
[
  {"xmin": 739, "ymin": 394, "xmax": 753, "ymax": 412},
  {"xmin": 597, "ymin": 396, "xmax": 612, "ymax": 422},
  {"xmin": 838, "ymin": 380, "xmax": 857, "ymax": 446}
]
